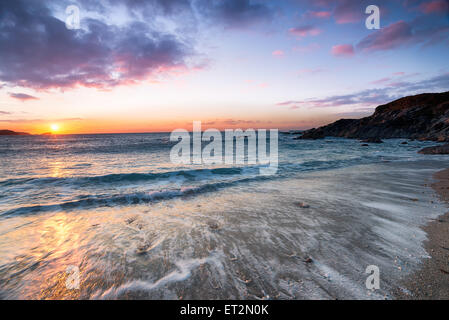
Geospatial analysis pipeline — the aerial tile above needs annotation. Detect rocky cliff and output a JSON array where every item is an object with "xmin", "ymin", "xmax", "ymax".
[{"xmin": 300, "ymin": 91, "xmax": 449, "ymax": 142}]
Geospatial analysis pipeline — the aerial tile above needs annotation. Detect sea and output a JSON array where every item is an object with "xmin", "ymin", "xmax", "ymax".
[{"xmin": 0, "ymin": 133, "xmax": 448, "ymax": 299}]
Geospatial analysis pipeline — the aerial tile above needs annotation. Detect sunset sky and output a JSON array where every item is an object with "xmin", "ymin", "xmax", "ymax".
[{"xmin": 0, "ymin": 0, "xmax": 448, "ymax": 134}]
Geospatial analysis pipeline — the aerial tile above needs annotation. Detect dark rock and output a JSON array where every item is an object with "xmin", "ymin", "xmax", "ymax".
[
  {"xmin": 361, "ymin": 144, "xmax": 369, "ymax": 147},
  {"xmin": 304, "ymin": 257, "xmax": 313, "ymax": 263},
  {"xmin": 299, "ymin": 128, "xmax": 326, "ymax": 140},
  {"xmin": 418, "ymin": 143, "xmax": 449, "ymax": 154},
  {"xmin": 299, "ymin": 92, "xmax": 449, "ymax": 141},
  {"xmin": 0, "ymin": 130, "xmax": 30, "ymax": 136},
  {"xmin": 401, "ymin": 141, "xmax": 408, "ymax": 144}
]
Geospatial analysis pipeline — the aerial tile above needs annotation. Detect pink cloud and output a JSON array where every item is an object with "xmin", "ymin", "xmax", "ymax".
[
  {"xmin": 370, "ymin": 77, "xmax": 391, "ymax": 85},
  {"xmin": 308, "ymin": 11, "xmax": 332, "ymax": 18},
  {"xmin": 309, "ymin": 0, "xmax": 379, "ymax": 24},
  {"xmin": 331, "ymin": 44, "xmax": 354, "ymax": 57},
  {"xmin": 419, "ymin": 0, "xmax": 449, "ymax": 14},
  {"xmin": 272, "ymin": 50, "xmax": 284, "ymax": 56},
  {"xmin": 276, "ymin": 100, "xmax": 307, "ymax": 107},
  {"xmin": 275, "ymin": 100, "xmax": 305, "ymax": 110},
  {"xmin": 289, "ymin": 26, "xmax": 322, "ymax": 38},
  {"xmin": 357, "ymin": 20, "xmax": 449, "ymax": 52},
  {"xmin": 335, "ymin": 13, "xmax": 360, "ymax": 24}
]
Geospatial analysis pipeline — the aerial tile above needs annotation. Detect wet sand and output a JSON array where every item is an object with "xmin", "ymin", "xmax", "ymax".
[{"xmin": 395, "ymin": 168, "xmax": 449, "ymax": 299}]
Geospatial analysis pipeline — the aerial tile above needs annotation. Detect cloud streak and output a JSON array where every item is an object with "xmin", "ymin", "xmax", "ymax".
[
  {"xmin": 289, "ymin": 25, "xmax": 322, "ymax": 38},
  {"xmin": 331, "ymin": 44, "xmax": 354, "ymax": 57},
  {"xmin": 9, "ymin": 93, "xmax": 39, "ymax": 101},
  {"xmin": 277, "ymin": 73, "xmax": 449, "ymax": 110}
]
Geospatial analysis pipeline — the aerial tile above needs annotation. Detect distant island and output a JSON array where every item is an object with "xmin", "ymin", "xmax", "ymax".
[
  {"xmin": 300, "ymin": 91, "xmax": 449, "ymax": 142},
  {"xmin": 0, "ymin": 130, "xmax": 30, "ymax": 136}
]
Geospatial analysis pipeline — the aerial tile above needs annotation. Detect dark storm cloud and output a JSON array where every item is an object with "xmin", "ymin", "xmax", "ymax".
[
  {"xmin": 0, "ymin": 0, "xmax": 192, "ymax": 89},
  {"xmin": 0, "ymin": 0, "xmax": 275, "ymax": 90}
]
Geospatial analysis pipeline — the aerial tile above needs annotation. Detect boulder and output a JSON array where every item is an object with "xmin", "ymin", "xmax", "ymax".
[{"xmin": 418, "ymin": 143, "xmax": 449, "ymax": 155}]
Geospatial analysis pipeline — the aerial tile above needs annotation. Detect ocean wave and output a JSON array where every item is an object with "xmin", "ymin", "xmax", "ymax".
[
  {"xmin": 0, "ymin": 167, "xmax": 251, "ymax": 188},
  {"xmin": 0, "ymin": 175, "xmax": 269, "ymax": 217}
]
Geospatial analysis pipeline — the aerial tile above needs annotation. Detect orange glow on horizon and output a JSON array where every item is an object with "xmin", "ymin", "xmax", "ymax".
[{"xmin": 3, "ymin": 114, "xmax": 339, "ymax": 135}]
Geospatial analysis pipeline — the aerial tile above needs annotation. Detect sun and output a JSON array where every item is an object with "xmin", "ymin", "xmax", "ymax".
[{"xmin": 50, "ymin": 124, "xmax": 60, "ymax": 133}]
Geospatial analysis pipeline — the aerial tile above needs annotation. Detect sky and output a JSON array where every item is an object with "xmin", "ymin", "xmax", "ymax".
[{"xmin": 0, "ymin": 0, "xmax": 448, "ymax": 134}]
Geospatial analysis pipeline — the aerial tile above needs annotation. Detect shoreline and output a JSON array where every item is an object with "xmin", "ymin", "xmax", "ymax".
[{"xmin": 395, "ymin": 168, "xmax": 449, "ymax": 299}]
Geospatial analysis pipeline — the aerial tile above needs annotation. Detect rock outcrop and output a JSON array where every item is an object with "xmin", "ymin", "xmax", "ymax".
[
  {"xmin": 300, "ymin": 91, "xmax": 449, "ymax": 142},
  {"xmin": 0, "ymin": 130, "xmax": 30, "ymax": 136},
  {"xmin": 418, "ymin": 143, "xmax": 449, "ymax": 155}
]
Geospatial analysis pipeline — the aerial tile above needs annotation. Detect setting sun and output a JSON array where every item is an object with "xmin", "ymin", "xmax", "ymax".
[{"xmin": 50, "ymin": 124, "xmax": 60, "ymax": 133}]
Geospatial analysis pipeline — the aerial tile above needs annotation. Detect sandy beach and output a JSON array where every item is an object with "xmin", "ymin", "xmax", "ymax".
[{"xmin": 396, "ymin": 168, "xmax": 449, "ymax": 299}]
